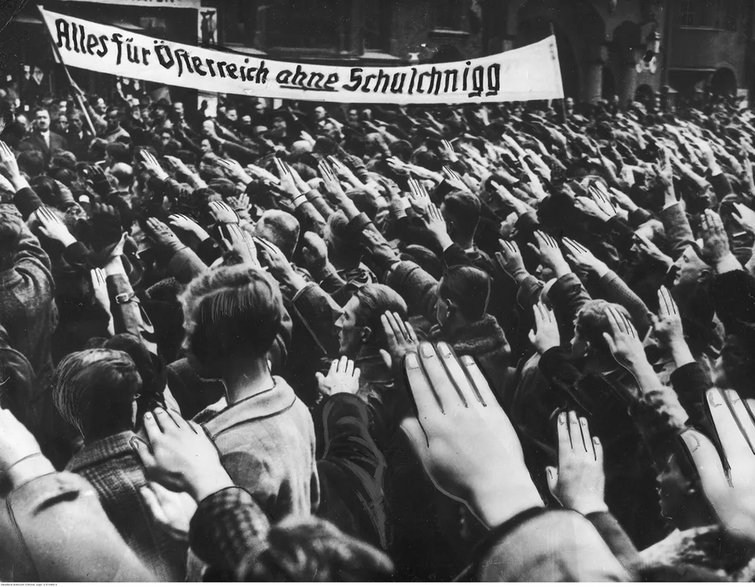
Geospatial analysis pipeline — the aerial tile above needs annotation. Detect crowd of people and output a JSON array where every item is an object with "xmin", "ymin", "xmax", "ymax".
[{"xmin": 2, "ymin": 79, "xmax": 755, "ymax": 581}]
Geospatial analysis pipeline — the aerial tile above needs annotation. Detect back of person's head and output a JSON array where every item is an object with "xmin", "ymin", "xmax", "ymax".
[
  {"xmin": 573, "ymin": 300, "xmax": 632, "ymax": 360},
  {"xmin": 237, "ymin": 516, "xmax": 393, "ymax": 581},
  {"xmin": 109, "ymin": 162, "xmax": 134, "ymax": 188},
  {"xmin": 104, "ymin": 333, "xmax": 166, "ymax": 417},
  {"xmin": 438, "ymin": 265, "xmax": 490, "ymax": 322},
  {"xmin": 17, "ymin": 149, "xmax": 46, "ymax": 176},
  {"xmin": 29, "ymin": 176, "xmax": 59, "ymax": 206},
  {"xmin": 88, "ymin": 138, "xmax": 108, "ymax": 161},
  {"xmin": 50, "ymin": 151, "xmax": 77, "ymax": 171},
  {"xmin": 254, "ymin": 210, "xmax": 300, "ymax": 260},
  {"xmin": 442, "ymin": 190, "xmax": 480, "ymax": 240},
  {"xmin": 106, "ymin": 141, "xmax": 131, "ymax": 164},
  {"xmin": 53, "ymin": 348, "xmax": 142, "ymax": 439},
  {"xmin": 353, "ymin": 284, "xmax": 407, "ymax": 348},
  {"xmin": 0, "ymin": 208, "xmax": 24, "ymax": 271},
  {"xmin": 181, "ymin": 266, "xmax": 283, "ymax": 373}
]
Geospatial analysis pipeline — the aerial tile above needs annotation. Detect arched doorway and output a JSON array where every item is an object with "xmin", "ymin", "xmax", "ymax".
[
  {"xmin": 515, "ymin": 0, "xmax": 606, "ymax": 103},
  {"xmin": 710, "ymin": 67, "xmax": 736, "ymax": 97}
]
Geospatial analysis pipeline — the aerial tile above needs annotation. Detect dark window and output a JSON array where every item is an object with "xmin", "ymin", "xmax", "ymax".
[
  {"xmin": 725, "ymin": 0, "xmax": 740, "ymax": 30},
  {"xmin": 265, "ymin": 0, "xmax": 347, "ymax": 50},
  {"xmin": 434, "ymin": 0, "xmax": 464, "ymax": 30},
  {"xmin": 364, "ymin": 0, "xmax": 392, "ymax": 51}
]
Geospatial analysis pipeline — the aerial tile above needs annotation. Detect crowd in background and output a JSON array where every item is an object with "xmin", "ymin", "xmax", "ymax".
[{"xmin": 2, "ymin": 78, "xmax": 755, "ymax": 581}]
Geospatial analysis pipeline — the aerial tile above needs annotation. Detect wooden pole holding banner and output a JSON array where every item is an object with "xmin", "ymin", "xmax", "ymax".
[
  {"xmin": 548, "ymin": 21, "xmax": 567, "ymax": 123},
  {"xmin": 37, "ymin": 5, "xmax": 97, "ymax": 136}
]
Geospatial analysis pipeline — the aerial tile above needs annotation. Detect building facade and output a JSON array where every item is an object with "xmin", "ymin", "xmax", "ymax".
[{"xmin": 2, "ymin": 0, "xmax": 754, "ymax": 105}]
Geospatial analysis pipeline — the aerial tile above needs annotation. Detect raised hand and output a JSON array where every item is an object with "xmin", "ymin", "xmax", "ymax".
[
  {"xmin": 245, "ymin": 163, "xmax": 280, "ymax": 185},
  {"xmin": 133, "ymin": 408, "xmax": 233, "ymax": 502},
  {"xmin": 139, "ymin": 150, "xmax": 168, "ymax": 181},
  {"xmin": 530, "ymin": 230, "xmax": 570, "ymax": 277},
  {"xmin": 633, "ymin": 233, "xmax": 673, "ymax": 268},
  {"xmin": 732, "ymin": 202, "xmax": 755, "ymax": 234},
  {"xmin": 318, "ymin": 159, "xmax": 346, "ymax": 199},
  {"xmin": 300, "ymin": 231, "xmax": 329, "ymax": 275},
  {"xmin": 439, "ymin": 139, "xmax": 459, "ymax": 162},
  {"xmin": 529, "ymin": 301, "xmax": 560, "ymax": 354},
  {"xmin": 34, "ymin": 206, "xmax": 77, "ymax": 246},
  {"xmin": 315, "ymin": 356, "xmax": 361, "ymax": 397},
  {"xmin": 218, "ymin": 223, "xmax": 259, "ymax": 268},
  {"xmin": 0, "ymin": 140, "xmax": 21, "ymax": 183},
  {"xmin": 700, "ymin": 208, "xmax": 739, "ymax": 272},
  {"xmin": 145, "ymin": 218, "xmax": 182, "ymax": 250},
  {"xmin": 421, "ymin": 203, "xmax": 452, "ymax": 248},
  {"xmin": 602, "ymin": 306, "xmax": 645, "ymax": 370},
  {"xmin": 208, "ymin": 200, "xmax": 239, "ymax": 225},
  {"xmin": 217, "ymin": 157, "xmax": 253, "ymax": 184},
  {"xmin": 401, "ymin": 343, "xmax": 543, "ymax": 528},
  {"xmin": 273, "ymin": 157, "xmax": 300, "ymax": 197},
  {"xmin": 495, "ymin": 239, "xmax": 526, "ymax": 279},
  {"xmin": 681, "ymin": 388, "xmax": 755, "ymax": 542},
  {"xmin": 562, "ymin": 237, "xmax": 609, "ymax": 276},
  {"xmin": 327, "ymin": 155, "xmax": 360, "ymax": 187},
  {"xmin": 442, "ymin": 165, "xmax": 467, "ymax": 192},
  {"xmin": 546, "ymin": 411, "xmax": 607, "ymax": 515},
  {"xmin": 380, "ymin": 311, "xmax": 419, "ymax": 370},
  {"xmin": 168, "ymin": 213, "xmax": 210, "ymax": 241},
  {"xmin": 654, "ymin": 285, "xmax": 685, "ymax": 349},
  {"xmin": 408, "ymin": 178, "xmax": 431, "ymax": 214},
  {"xmin": 139, "ymin": 482, "xmax": 197, "ymax": 542}
]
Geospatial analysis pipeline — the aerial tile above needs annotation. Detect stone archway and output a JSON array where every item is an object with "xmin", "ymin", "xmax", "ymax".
[{"xmin": 710, "ymin": 67, "xmax": 736, "ymax": 97}]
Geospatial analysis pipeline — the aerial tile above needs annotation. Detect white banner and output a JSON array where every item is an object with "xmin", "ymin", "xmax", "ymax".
[
  {"xmin": 61, "ymin": 0, "xmax": 200, "ymax": 8},
  {"xmin": 40, "ymin": 8, "xmax": 564, "ymax": 104}
]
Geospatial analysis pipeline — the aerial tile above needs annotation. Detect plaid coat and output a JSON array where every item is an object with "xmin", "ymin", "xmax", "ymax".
[
  {"xmin": 194, "ymin": 376, "xmax": 320, "ymax": 524},
  {"xmin": 66, "ymin": 431, "xmax": 188, "ymax": 581}
]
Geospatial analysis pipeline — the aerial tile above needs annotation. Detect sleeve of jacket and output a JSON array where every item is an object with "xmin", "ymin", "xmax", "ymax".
[
  {"xmin": 537, "ymin": 346, "xmax": 594, "ymax": 415},
  {"xmin": 475, "ymin": 508, "xmax": 629, "ymax": 581},
  {"xmin": 710, "ymin": 171, "xmax": 734, "ymax": 200},
  {"xmin": 629, "ymin": 386, "xmax": 689, "ymax": 471},
  {"xmin": 293, "ymin": 200, "xmax": 327, "ymax": 238},
  {"xmin": 189, "ymin": 486, "xmax": 270, "ymax": 573},
  {"xmin": 12, "ymin": 186, "xmax": 43, "ymax": 219},
  {"xmin": 711, "ymin": 269, "xmax": 755, "ymax": 337},
  {"xmin": 597, "ymin": 270, "xmax": 653, "ymax": 336},
  {"xmin": 0, "ymin": 472, "xmax": 154, "ymax": 582},
  {"xmin": 669, "ymin": 362, "xmax": 711, "ymax": 432},
  {"xmin": 2, "ymin": 204, "xmax": 53, "ymax": 301},
  {"xmin": 659, "ymin": 203, "xmax": 694, "ymax": 259},
  {"xmin": 585, "ymin": 511, "xmax": 641, "ymax": 579},
  {"xmin": 516, "ymin": 274, "xmax": 545, "ymax": 308},
  {"xmin": 605, "ymin": 216, "xmax": 636, "ymax": 255},
  {"xmin": 384, "ymin": 260, "xmax": 439, "ymax": 322},
  {"xmin": 320, "ymin": 393, "xmax": 385, "ymax": 478},
  {"xmin": 166, "ymin": 246, "xmax": 208, "ymax": 284},
  {"xmin": 291, "ymin": 281, "xmax": 342, "ymax": 356},
  {"xmin": 546, "ymin": 272, "xmax": 591, "ymax": 336},
  {"xmin": 304, "ymin": 188, "xmax": 335, "ymax": 220},
  {"xmin": 106, "ymin": 273, "xmax": 142, "ymax": 339}
]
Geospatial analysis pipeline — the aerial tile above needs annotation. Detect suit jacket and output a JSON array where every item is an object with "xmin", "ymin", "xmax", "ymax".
[{"xmin": 19, "ymin": 130, "xmax": 67, "ymax": 162}]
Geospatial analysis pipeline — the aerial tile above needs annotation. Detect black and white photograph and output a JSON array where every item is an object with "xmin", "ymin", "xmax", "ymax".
[{"xmin": 1, "ymin": 0, "xmax": 755, "ymax": 582}]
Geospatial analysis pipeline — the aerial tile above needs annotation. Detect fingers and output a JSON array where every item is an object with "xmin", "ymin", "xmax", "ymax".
[
  {"xmin": 545, "ymin": 466, "xmax": 559, "ymax": 497},
  {"xmin": 418, "ymin": 342, "xmax": 465, "ymax": 411},
  {"xmin": 458, "ymin": 354, "xmax": 497, "ymax": 408},
  {"xmin": 130, "ymin": 435, "xmax": 156, "ymax": 470},
  {"xmin": 404, "ymin": 349, "xmax": 441, "ymax": 416}
]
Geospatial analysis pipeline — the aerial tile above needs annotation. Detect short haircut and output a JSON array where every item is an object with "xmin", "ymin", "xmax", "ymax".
[
  {"xmin": 106, "ymin": 142, "xmax": 131, "ymax": 164},
  {"xmin": 110, "ymin": 162, "xmax": 134, "ymax": 187},
  {"xmin": 237, "ymin": 516, "xmax": 393, "ymax": 581},
  {"xmin": 443, "ymin": 190, "xmax": 480, "ymax": 238},
  {"xmin": 53, "ymin": 348, "xmax": 142, "ymax": 438},
  {"xmin": 17, "ymin": 150, "xmax": 46, "ymax": 176},
  {"xmin": 353, "ymin": 284, "xmax": 407, "ymax": 348},
  {"xmin": 438, "ymin": 265, "xmax": 490, "ymax": 321},
  {"xmin": 181, "ymin": 266, "xmax": 284, "ymax": 370},
  {"xmin": 574, "ymin": 300, "xmax": 633, "ymax": 356},
  {"xmin": 254, "ymin": 210, "xmax": 300, "ymax": 260}
]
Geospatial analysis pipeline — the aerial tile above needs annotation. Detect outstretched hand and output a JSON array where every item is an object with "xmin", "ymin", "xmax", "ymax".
[
  {"xmin": 401, "ymin": 342, "xmax": 543, "ymax": 528},
  {"xmin": 132, "ymin": 408, "xmax": 233, "ymax": 502},
  {"xmin": 546, "ymin": 411, "xmax": 607, "ymax": 515},
  {"xmin": 315, "ymin": 356, "xmax": 361, "ymax": 397}
]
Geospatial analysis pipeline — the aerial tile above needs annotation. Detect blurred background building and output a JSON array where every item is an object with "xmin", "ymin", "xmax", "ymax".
[{"xmin": 2, "ymin": 0, "xmax": 754, "ymax": 106}]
